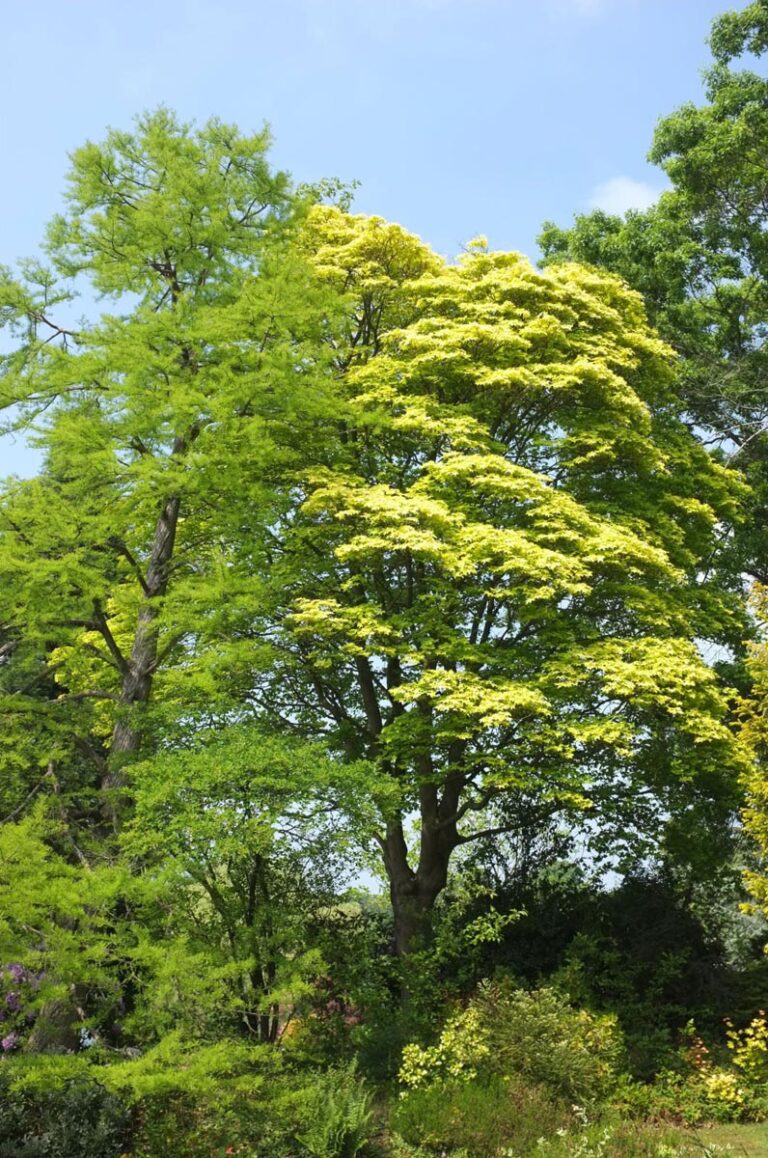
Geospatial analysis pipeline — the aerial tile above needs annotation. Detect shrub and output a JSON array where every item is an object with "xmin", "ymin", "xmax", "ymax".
[
  {"xmin": 617, "ymin": 1014, "xmax": 768, "ymax": 1125},
  {"xmin": 475, "ymin": 980, "xmax": 625, "ymax": 1103},
  {"xmin": 619, "ymin": 1063, "xmax": 768, "ymax": 1126},
  {"xmin": 399, "ymin": 980, "xmax": 624, "ymax": 1106},
  {"xmin": 399, "ymin": 1005, "xmax": 490, "ymax": 1090},
  {"xmin": 294, "ymin": 1060, "xmax": 374, "ymax": 1158},
  {"xmin": 0, "ymin": 1069, "xmax": 131, "ymax": 1158},
  {"xmin": 725, "ymin": 1009, "xmax": 768, "ymax": 1085},
  {"xmin": 393, "ymin": 1073, "xmax": 571, "ymax": 1157}
]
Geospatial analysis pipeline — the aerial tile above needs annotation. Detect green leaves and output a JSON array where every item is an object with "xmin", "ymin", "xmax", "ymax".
[
  {"xmin": 268, "ymin": 211, "xmax": 747, "ymax": 894},
  {"xmin": 47, "ymin": 109, "xmax": 292, "ymax": 299},
  {"xmin": 0, "ymin": 111, "xmax": 349, "ymax": 798},
  {"xmin": 0, "ymin": 105, "xmax": 752, "ymax": 1019}
]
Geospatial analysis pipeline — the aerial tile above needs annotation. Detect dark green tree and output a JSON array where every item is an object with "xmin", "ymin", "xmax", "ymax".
[{"xmin": 540, "ymin": 1, "xmax": 768, "ymax": 584}]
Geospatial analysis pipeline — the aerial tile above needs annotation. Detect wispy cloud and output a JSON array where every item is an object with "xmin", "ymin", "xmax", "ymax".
[{"xmin": 589, "ymin": 176, "xmax": 664, "ymax": 215}]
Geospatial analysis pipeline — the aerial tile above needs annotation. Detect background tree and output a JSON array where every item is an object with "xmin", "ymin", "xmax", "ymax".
[{"xmin": 539, "ymin": 0, "xmax": 768, "ymax": 587}]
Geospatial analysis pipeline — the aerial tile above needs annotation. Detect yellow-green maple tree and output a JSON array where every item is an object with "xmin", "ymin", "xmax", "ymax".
[{"xmin": 266, "ymin": 209, "xmax": 746, "ymax": 955}]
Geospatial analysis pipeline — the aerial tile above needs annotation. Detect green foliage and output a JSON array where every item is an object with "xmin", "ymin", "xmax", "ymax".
[
  {"xmin": 0, "ymin": 1049, "xmax": 375, "ymax": 1158},
  {"xmin": 0, "ymin": 1068, "xmax": 130, "ymax": 1158},
  {"xmin": 624, "ymin": 1066, "xmax": 766, "ymax": 1127},
  {"xmin": 399, "ymin": 1004, "xmax": 491, "ymax": 1089},
  {"xmin": 393, "ymin": 1073, "xmax": 570, "ymax": 1157},
  {"xmin": 740, "ymin": 586, "xmax": 768, "ymax": 927},
  {"xmin": 294, "ymin": 1061, "xmax": 374, "ymax": 1158},
  {"xmin": 0, "ymin": 110, "xmax": 747, "ymax": 990},
  {"xmin": 0, "ymin": 812, "xmax": 133, "ymax": 1048},
  {"xmin": 399, "ymin": 979, "xmax": 624, "ymax": 1108},
  {"xmin": 0, "ymin": 108, "xmax": 343, "ymax": 818},
  {"xmin": 0, "ymin": 755, "xmax": 352, "ymax": 1059},
  {"xmin": 617, "ymin": 1014, "xmax": 768, "ymax": 1126},
  {"xmin": 478, "ymin": 981, "xmax": 624, "ymax": 1104},
  {"xmin": 122, "ymin": 727, "xmax": 373, "ymax": 1048},
  {"xmin": 538, "ymin": 3, "xmax": 768, "ymax": 593},
  {"xmin": 0, "ymin": 96, "xmax": 762, "ymax": 1158},
  {"xmin": 725, "ymin": 1010, "xmax": 768, "ymax": 1086},
  {"xmin": 284, "ymin": 207, "xmax": 747, "ymax": 953}
]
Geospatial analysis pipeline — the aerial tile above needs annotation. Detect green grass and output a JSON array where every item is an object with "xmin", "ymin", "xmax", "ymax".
[{"xmin": 681, "ymin": 1123, "xmax": 768, "ymax": 1156}]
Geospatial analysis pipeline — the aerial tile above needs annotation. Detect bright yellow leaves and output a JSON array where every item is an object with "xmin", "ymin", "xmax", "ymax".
[
  {"xmin": 286, "ymin": 209, "xmax": 743, "ymax": 805},
  {"xmin": 391, "ymin": 669, "xmax": 551, "ymax": 733}
]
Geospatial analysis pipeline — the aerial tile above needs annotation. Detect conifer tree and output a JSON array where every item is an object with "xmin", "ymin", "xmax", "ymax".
[{"xmin": 0, "ymin": 110, "xmax": 339, "ymax": 824}]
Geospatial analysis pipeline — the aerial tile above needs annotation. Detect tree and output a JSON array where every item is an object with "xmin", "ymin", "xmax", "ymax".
[
  {"xmin": 539, "ymin": 1, "xmax": 768, "ymax": 586},
  {"xmin": 0, "ymin": 111, "xmax": 358, "ymax": 1055},
  {"xmin": 0, "ymin": 114, "xmax": 748, "ymax": 989},
  {"xmin": 740, "ymin": 584, "xmax": 768, "ymax": 924},
  {"xmin": 260, "ymin": 210, "xmax": 746, "ymax": 958},
  {"xmin": 122, "ymin": 727, "xmax": 373, "ymax": 1047},
  {"xmin": 0, "ymin": 109, "xmax": 340, "ymax": 826}
]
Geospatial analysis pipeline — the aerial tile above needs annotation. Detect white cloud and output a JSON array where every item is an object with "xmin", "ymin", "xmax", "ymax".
[{"xmin": 588, "ymin": 176, "xmax": 664, "ymax": 215}]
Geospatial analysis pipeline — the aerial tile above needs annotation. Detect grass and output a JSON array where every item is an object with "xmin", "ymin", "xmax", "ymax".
[{"xmin": 681, "ymin": 1123, "xmax": 768, "ymax": 1156}]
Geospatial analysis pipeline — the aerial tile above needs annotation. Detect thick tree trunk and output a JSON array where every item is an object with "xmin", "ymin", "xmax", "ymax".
[
  {"xmin": 384, "ymin": 808, "xmax": 455, "ymax": 962},
  {"xmin": 24, "ymin": 984, "xmax": 89, "ymax": 1055},
  {"xmin": 391, "ymin": 880, "xmax": 437, "ymax": 959},
  {"xmin": 103, "ymin": 495, "xmax": 180, "ymax": 810}
]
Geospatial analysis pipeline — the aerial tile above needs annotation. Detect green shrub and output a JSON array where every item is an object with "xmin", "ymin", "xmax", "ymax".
[
  {"xmin": 399, "ymin": 1004, "xmax": 490, "ymax": 1090},
  {"xmin": 475, "ymin": 979, "xmax": 625, "ymax": 1103},
  {"xmin": 0, "ymin": 1070, "xmax": 131, "ymax": 1158},
  {"xmin": 129, "ymin": 1091, "xmax": 258, "ymax": 1158},
  {"xmin": 400, "ymin": 979, "xmax": 625, "ymax": 1106},
  {"xmin": 393, "ymin": 1074, "xmax": 571, "ymax": 1156},
  {"xmin": 0, "ymin": 1048, "xmax": 373, "ymax": 1158},
  {"xmin": 615, "ymin": 1015, "xmax": 768, "ymax": 1126},
  {"xmin": 621, "ymin": 1065, "xmax": 768, "ymax": 1126},
  {"xmin": 294, "ymin": 1061, "xmax": 374, "ymax": 1158}
]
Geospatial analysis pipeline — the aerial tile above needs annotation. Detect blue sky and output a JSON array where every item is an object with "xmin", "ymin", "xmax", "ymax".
[{"xmin": 0, "ymin": 0, "xmax": 742, "ymax": 474}]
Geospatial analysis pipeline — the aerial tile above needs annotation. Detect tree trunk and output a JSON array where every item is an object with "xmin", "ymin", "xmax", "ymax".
[
  {"xmin": 24, "ymin": 984, "xmax": 88, "ymax": 1055},
  {"xmin": 391, "ymin": 879, "xmax": 437, "ymax": 959},
  {"xmin": 384, "ymin": 808, "xmax": 455, "ymax": 962},
  {"xmin": 103, "ymin": 494, "xmax": 180, "ymax": 811}
]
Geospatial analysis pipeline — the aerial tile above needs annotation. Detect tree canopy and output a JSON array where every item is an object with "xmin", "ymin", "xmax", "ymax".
[
  {"xmin": 0, "ymin": 141, "xmax": 747, "ymax": 964},
  {"xmin": 2, "ymin": 24, "xmax": 768, "ymax": 1150}
]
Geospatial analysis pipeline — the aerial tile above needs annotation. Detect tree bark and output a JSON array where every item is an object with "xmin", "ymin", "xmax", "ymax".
[
  {"xmin": 103, "ymin": 494, "xmax": 180, "ymax": 809},
  {"xmin": 24, "ymin": 984, "xmax": 89, "ymax": 1055},
  {"xmin": 384, "ymin": 805, "xmax": 456, "ymax": 961}
]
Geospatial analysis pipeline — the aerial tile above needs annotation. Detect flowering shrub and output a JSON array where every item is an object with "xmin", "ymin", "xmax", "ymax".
[
  {"xmin": 619, "ymin": 1014, "xmax": 768, "ymax": 1124},
  {"xmin": 0, "ymin": 963, "xmax": 38, "ymax": 1054},
  {"xmin": 624, "ymin": 1064, "xmax": 757, "ymax": 1124},
  {"xmin": 665, "ymin": 1014, "xmax": 768, "ymax": 1122}
]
